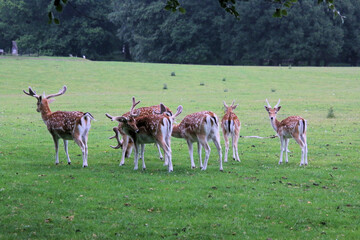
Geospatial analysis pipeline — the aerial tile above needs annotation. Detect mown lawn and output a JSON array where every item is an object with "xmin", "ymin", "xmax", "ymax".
[{"xmin": 0, "ymin": 56, "xmax": 359, "ymax": 239}]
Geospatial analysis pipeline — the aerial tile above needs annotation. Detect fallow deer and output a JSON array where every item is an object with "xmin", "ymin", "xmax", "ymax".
[
  {"xmin": 23, "ymin": 86, "xmax": 94, "ymax": 167},
  {"xmin": 106, "ymin": 97, "xmax": 182, "ymax": 172},
  {"xmin": 221, "ymin": 101, "xmax": 241, "ymax": 162},
  {"xmin": 264, "ymin": 99, "xmax": 308, "ymax": 166},
  {"xmin": 108, "ymin": 103, "xmax": 172, "ymax": 166},
  {"xmin": 172, "ymin": 111, "xmax": 223, "ymax": 171}
]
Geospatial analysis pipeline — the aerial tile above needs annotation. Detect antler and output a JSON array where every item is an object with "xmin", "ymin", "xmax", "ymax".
[
  {"xmin": 130, "ymin": 97, "xmax": 140, "ymax": 117},
  {"xmin": 46, "ymin": 85, "xmax": 67, "ymax": 99},
  {"xmin": 105, "ymin": 113, "xmax": 116, "ymax": 121},
  {"xmin": 23, "ymin": 86, "xmax": 40, "ymax": 98},
  {"xmin": 109, "ymin": 127, "xmax": 123, "ymax": 149},
  {"xmin": 172, "ymin": 105, "xmax": 183, "ymax": 119},
  {"xmin": 231, "ymin": 100, "xmax": 235, "ymax": 107},
  {"xmin": 265, "ymin": 99, "xmax": 272, "ymax": 108},
  {"xmin": 223, "ymin": 101, "xmax": 228, "ymax": 108},
  {"xmin": 274, "ymin": 99, "xmax": 281, "ymax": 108}
]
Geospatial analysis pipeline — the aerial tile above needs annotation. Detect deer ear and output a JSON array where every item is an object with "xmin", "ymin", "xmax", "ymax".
[
  {"xmin": 264, "ymin": 106, "xmax": 269, "ymax": 112},
  {"xmin": 115, "ymin": 116, "xmax": 128, "ymax": 123},
  {"xmin": 276, "ymin": 106, "xmax": 281, "ymax": 112},
  {"xmin": 232, "ymin": 104, "xmax": 238, "ymax": 110},
  {"xmin": 48, "ymin": 98, "xmax": 55, "ymax": 104}
]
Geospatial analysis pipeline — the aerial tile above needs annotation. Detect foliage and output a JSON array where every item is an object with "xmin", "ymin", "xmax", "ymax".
[
  {"xmin": 109, "ymin": 0, "xmax": 352, "ymax": 65},
  {"xmin": 0, "ymin": 0, "xmax": 358, "ymax": 64},
  {"xmin": 0, "ymin": 0, "xmax": 121, "ymax": 60},
  {"xmin": 164, "ymin": 0, "xmax": 344, "ymax": 21},
  {"xmin": 1, "ymin": 57, "xmax": 360, "ymax": 239}
]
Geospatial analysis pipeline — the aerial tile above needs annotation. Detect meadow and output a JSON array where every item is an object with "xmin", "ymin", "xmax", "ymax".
[{"xmin": 0, "ymin": 56, "xmax": 359, "ymax": 239}]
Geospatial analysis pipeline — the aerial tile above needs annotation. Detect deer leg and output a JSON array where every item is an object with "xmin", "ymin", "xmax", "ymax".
[
  {"xmin": 125, "ymin": 143, "xmax": 133, "ymax": 158},
  {"xmin": 141, "ymin": 144, "xmax": 146, "ymax": 170},
  {"xmin": 156, "ymin": 143, "xmax": 164, "ymax": 161},
  {"xmin": 74, "ymin": 136, "xmax": 87, "ymax": 167},
  {"xmin": 279, "ymin": 136, "xmax": 284, "ymax": 165},
  {"xmin": 286, "ymin": 140, "xmax": 291, "ymax": 153},
  {"xmin": 223, "ymin": 132, "xmax": 229, "ymax": 163},
  {"xmin": 158, "ymin": 140, "xmax": 173, "ymax": 172},
  {"xmin": 292, "ymin": 133, "xmax": 305, "ymax": 166},
  {"xmin": 52, "ymin": 135, "xmax": 60, "ymax": 165},
  {"xmin": 120, "ymin": 136, "xmax": 129, "ymax": 166},
  {"xmin": 82, "ymin": 130, "xmax": 89, "ymax": 167},
  {"xmin": 187, "ymin": 140, "xmax": 195, "ymax": 169},
  {"xmin": 284, "ymin": 138, "xmax": 289, "ymax": 163},
  {"xmin": 233, "ymin": 133, "xmax": 240, "ymax": 162},
  {"xmin": 197, "ymin": 142, "xmax": 203, "ymax": 169},
  {"xmin": 212, "ymin": 134, "xmax": 223, "ymax": 171},
  {"xmin": 63, "ymin": 140, "xmax": 71, "ymax": 165},
  {"xmin": 133, "ymin": 143, "xmax": 140, "ymax": 170},
  {"xmin": 201, "ymin": 140, "xmax": 211, "ymax": 171},
  {"xmin": 301, "ymin": 133, "xmax": 308, "ymax": 165}
]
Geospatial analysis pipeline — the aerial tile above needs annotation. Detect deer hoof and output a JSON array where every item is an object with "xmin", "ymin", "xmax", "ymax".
[{"xmin": 68, "ymin": 162, "xmax": 71, "ymax": 165}]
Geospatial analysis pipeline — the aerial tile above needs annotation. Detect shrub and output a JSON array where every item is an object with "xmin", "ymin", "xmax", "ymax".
[{"xmin": 327, "ymin": 107, "xmax": 335, "ymax": 118}]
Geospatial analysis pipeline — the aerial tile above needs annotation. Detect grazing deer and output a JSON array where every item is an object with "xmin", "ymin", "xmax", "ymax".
[
  {"xmin": 106, "ymin": 97, "xmax": 182, "ymax": 172},
  {"xmin": 264, "ymin": 99, "xmax": 308, "ymax": 166},
  {"xmin": 108, "ymin": 104, "xmax": 172, "ymax": 166},
  {"xmin": 23, "ymin": 86, "xmax": 94, "ymax": 167},
  {"xmin": 172, "ymin": 111, "xmax": 223, "ymax": 171},
  {"xmin": 221, "ymin": 101, "xmax": 241, "ymax": 162}
]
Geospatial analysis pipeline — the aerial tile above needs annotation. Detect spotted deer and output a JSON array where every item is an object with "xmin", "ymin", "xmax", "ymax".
[
  {"xmin": 23, "ymin": 86, "xmax": 94, "ymax": 167},
  {"xmin": 108, "ymin": 104, "xmax": 172, "ymax": 166},
  {"xmin": 221, "ymin": 101, "xmax": 241, "ymax": 162},
  {"xmin": 264, "ymin": 99, "xmax": 308, "ymax": 166},
  {"xmin": 106, "ymin": 97, "xmax": 182, "ymax": 172},
  {"xmin": 172, "ymin": 111, "xmax": 223, "ymax": 171}
]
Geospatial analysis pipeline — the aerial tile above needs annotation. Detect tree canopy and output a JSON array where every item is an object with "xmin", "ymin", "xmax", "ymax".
[{"xmin": 0, "ymin": 0, "xmax": 358, "ymax": 65}]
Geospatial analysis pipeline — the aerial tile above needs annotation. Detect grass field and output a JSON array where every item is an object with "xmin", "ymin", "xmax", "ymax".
[{"xmin": 0, "ymin": 56, "xmax": 359, "ymax": 239}]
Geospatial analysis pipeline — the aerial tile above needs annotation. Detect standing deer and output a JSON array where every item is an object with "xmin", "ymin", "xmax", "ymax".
[
  {"xmin": 172, "ymin": 111, "xmax": 223, "ymax": 171},
  {"xmin": 23, "ymin": 86, "xmax": 94, "ymax": 167},
  {"xmin": 108, "ymin": 104, "xmax": 172, "ymax": 166},
  {"xmin": 264, "ymin": 99, "xmax": 308, "ymax": 166},
  {"xmin": 106, "ymin": 97, "xmax": 182, "ymax": 172},
  {"xmin": 221, "ymin": 101, "xmax": 241, "ymax": 162}
]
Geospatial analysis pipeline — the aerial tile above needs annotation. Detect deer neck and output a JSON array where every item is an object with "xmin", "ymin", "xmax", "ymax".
[
  {"xmin": 270, "ymin": 117, "xmax": 280, "ymax": 132},
  {"xmin": 40, "ymin": 101, "xmax": 52, "ymax": 121},
  {"xmin": 171, "ymin": 124, "xmax": 182, "ymax": 138}
]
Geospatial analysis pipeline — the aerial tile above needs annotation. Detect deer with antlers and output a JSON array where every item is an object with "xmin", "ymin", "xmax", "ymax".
[
  {"xmin": 108, "ymin": 104, "xmax": 172, "ymax": 166},
  {"xmin": 23, "ymin": 86, "xmax": 95, "ymax": 167},
  {"xmin": 264, "ymin": 99, "xmax": 308, "ymax": 166},
  {"xmin": 106, "ymin": 97, "xmax": 182, "ymax": 172},
  {"xmin": 221, "ymin": 101, "xmax": 241, "ymax": 162},
  {"xmin": 172, "ymin": 111, "xmax": 223, "ymax": 171}
]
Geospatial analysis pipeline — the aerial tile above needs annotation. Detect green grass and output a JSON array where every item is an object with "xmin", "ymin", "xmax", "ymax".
[{"xmin": 0, "ymin": 56, "xmax": 360, "ymax": 239}]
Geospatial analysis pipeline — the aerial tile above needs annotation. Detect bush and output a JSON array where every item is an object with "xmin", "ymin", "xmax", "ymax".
[{"xmin": 327, "ymin": 107, "xmax": 335, "ymax": 118}]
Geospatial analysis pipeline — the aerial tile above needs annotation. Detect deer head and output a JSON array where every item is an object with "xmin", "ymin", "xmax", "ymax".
[
  {"xmin": 23, "ymin": 86, "xmax": 67, "ymax": 113},
  {"xmin": 223, "ymin": 100, "xmax": 238, "ymax": 113},
  {"xmin": 105, "ymin": 96, "xmax": 141, "ymax": 133},
  {"xmin": 264, "ymin": 99, "xmax": 281, "ymax": 120}
]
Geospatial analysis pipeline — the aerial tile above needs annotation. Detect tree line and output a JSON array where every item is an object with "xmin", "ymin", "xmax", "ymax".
[{"xmin": 1, "ymin": 0, "xmax": 359, "ymax": 65}]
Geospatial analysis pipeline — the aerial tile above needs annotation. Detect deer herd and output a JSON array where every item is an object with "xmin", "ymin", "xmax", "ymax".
[{"xmin": 23, "ymin": 85, "xmax": 308, "ymax": 172}]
